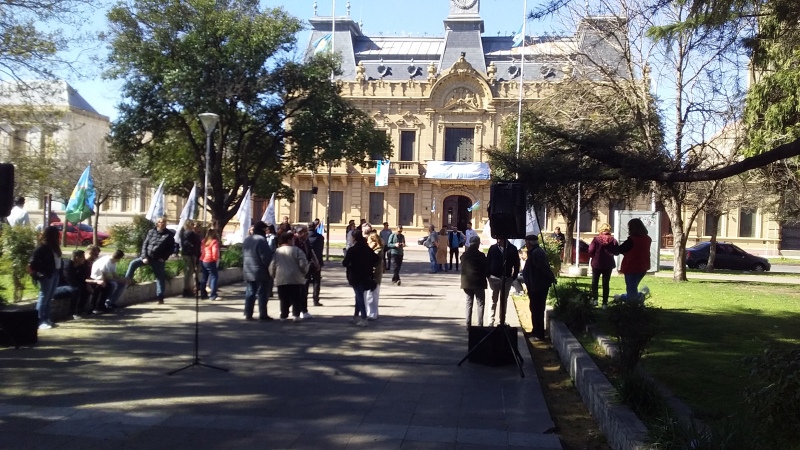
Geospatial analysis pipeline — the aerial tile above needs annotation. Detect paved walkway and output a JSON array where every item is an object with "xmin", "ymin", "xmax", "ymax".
[{"xmin": 0, "ymin": 247, "xmax": 561, "ymax": 450}]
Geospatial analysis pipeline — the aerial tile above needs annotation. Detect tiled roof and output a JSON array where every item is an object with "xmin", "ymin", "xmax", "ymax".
[{"xmin": 353, "ymin": 37, "xmax": 446, "ymax": 59}]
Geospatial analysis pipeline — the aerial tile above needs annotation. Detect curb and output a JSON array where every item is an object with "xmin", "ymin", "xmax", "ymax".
[{"xmin": 548, "ymin": 319, "xmax": 651, "ymax": 450}]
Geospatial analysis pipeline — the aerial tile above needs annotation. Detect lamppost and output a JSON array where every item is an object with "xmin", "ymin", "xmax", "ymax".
[{"xmin": 198, "ymin": 113, "xmax": 219, "ymax": 226}]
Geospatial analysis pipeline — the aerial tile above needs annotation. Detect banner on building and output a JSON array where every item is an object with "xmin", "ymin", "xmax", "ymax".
[
  {"xmin": 425, "ymin": 161, "xmax": 490, "ymax": 180},
  {"xmin": 375, "ymin": 160, "xmax": 390, "ymax": 187}
]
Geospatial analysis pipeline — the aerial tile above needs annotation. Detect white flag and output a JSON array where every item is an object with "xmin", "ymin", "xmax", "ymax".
[
  {"xmin": 145, "ymin": 180, "xmax": 165, "ymax": 223},
  {"xmin": 177, "ymin": 184, "xmax": 197, "ymax": 230},
  {"xmin": 526, "ymin": 204, "xmax": 541, "ymax": 236},
  {"xmin": 375, "ymin": 160, "xmax": 390, "ymax": 187},
  {"xmin": 431, "ymin": 197, "xmax": 436, "ymax": 213},
  {"xmin": 261, "ymin": 193, "xmax": 276, "ymax": 225},
  {"xmin": 237, "ymin": 188, "xmax": 252, "ymax": 243}
]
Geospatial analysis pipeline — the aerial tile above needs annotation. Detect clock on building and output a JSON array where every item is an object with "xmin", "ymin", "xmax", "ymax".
[{"xmin": 452, "ymin": 0, "xmax": 479, "ymax": 10}]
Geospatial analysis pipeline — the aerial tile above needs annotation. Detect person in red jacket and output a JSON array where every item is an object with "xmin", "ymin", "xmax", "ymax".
[
  {"xmin": 616, "ymin": 218, "xmax": 651, "ymax": 302},
  {"xmin": 588, "ymin": 223, "xmax": 619, "ymax": 308}
]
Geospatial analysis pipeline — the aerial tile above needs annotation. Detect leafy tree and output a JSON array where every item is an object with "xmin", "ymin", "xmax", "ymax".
[{"xmin": 103, "ymin": 0, "xmax": 367, "ymax": 229}]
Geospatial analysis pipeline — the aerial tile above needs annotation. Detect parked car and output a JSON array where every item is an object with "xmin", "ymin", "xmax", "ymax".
[
  {"xmin": 562, "ymin": 239, "xmax": 590, "ymax": 264},
  {"xmin": 47, "ymin": 222, "xmax": 110, "ymax": 246},
  {"xmin": 685, "ymin": 242, "xmax": 770, "ymax": 272},
  {"xmin": 417, "ymin": 235, "xmax": 428, "ymax": 246}
]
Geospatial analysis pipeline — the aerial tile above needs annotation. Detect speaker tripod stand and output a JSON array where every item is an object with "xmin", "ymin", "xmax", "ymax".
[
  {"xmin": 458, "ymin": 254, "xmax": 525, "ymax": 378},
  {"xmin": 168, "ymin": 258, "xmax": 228, "ymax": 375}
]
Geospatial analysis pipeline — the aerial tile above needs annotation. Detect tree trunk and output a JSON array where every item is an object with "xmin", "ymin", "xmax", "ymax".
[
  {"xmin": 664, "ymin": 195, "xmax": 688, "ymax": 281},
  {"xmin": 707, "ymin": 217, "xmax": 718, "ymax": 272},
  {"xmin": 563, "ymin": 219, "xmax": 577, "ymax": 265}
]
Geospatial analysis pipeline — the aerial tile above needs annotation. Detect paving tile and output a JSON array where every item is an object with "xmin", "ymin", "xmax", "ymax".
[{"xmin": 405, "ymin": 425, "xmax": 458, "ymax": 443}]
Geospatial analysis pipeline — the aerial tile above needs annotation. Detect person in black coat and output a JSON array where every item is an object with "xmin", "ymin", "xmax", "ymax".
[
  {"xmin": 29, "ymin": 225, "xmax": 62, "ymax": 329},
  {"xmin": 53, "ymin": 250, "xmax": 95, "ymax": 319},
  {"xmin": 306, "ymin": 222, "xmax": 325, "ymax": 307},
  {"xmin": 486, "ymin": 238, "xmax": 521, "ymax": 327},
  {"xmin": 124, "ymin": 217, "xmax": 175, "ymax": 304},
  {"xmin": 342, "ymin": 232, "xmax": 378, "ymax": 327},
  {"xmin": 178, "ymin": 220, "xmax": 202, "ymax": 297},
  {"xmin": 522, "ymin": 235, "xmax": 557, "ymax": 340},
  {"xmin": 460, "ymin": 236, "xmax": 488, "ymax": 327}
]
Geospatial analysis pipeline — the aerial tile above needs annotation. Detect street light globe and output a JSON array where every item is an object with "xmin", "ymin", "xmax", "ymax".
[{"xmin": 199, "ymin": 112, "xmax": 219, "ymax": 135}]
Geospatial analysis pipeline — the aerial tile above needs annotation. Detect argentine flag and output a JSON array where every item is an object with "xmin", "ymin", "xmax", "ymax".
[
  {"xmin": 313, "ymin": 34, "xmax": 333, "ymax": 55},
  {"xmin": 512, "ymin": 24, "xmax": 525, "ymax": 48},
  {"xmin": 467, "ymin": 201, "xmax": 480, "ymax": 212}
]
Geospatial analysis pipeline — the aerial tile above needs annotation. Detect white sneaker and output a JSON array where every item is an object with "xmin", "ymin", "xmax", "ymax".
[
  {"xmin": 293, "ymin": 315, "xmax": 302, "ymax": 323},
  {"xmin": 38, "ymin": 323, "xmax": 52, "ymax": 330},
  {"xmin": 356, "ymin": 318, "xmax": 368, "ymax": 327},
  {"xmin": 300, "ymin": 312, "xmax": 312, "ymax": 319}
]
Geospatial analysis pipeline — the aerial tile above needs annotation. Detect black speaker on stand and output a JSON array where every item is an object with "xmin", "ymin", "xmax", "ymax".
[
  {"xmin": 458, "ymin": 182, "xmax": 526, "ymax": 377},
  {"xmin": 0, "ymin": 163, "xmax": 15, "ymax": 218}
]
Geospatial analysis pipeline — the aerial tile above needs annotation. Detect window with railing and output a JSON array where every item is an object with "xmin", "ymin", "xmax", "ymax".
[
  {"xmin": 444, "ymin": 128, "xmax": 474, "ymax": 162},
  {"xmin": 400, "ymin": 130, "xmax": 415, "ymax": 161}
]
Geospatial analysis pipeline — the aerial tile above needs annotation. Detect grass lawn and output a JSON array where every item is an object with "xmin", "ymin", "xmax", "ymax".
[
  {"xmin": 0, "ymin": 275, "xmax": 39, "ymax": 302},
  {"xmin": 560, "ymin": 275, "xmax": 800, "ymax": 424}
]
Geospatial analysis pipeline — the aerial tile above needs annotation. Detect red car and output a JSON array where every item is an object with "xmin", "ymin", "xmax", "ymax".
[
  {"xmin": 49, "ymin": 222, "xmax": 110, "ymax": 246},
  {"xmin": 562, "ymin": 240, "xmax": 590, "ymax": 264}
]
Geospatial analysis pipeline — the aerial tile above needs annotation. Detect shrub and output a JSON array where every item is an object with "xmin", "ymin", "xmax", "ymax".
[
  {"xmin": 607, "ymin": 298, "xmax": 660, "ymax": 374},
  {"xmin": 0, "ymin": 225, "xmax": 38, "ymax": 302},
  {"xmin": 550, "ymin": 279, "xmax": 595, "ymax": 330},
  {"xmin": 220, "ymin": 243, "xmax": 243, "ymax": 269},
  {"xmin": 741, "ymin": 344, "xmax": 800, "ymax": 448},
  {"xmin": 108, "ymin": 215, "xmax": 152, "ymax": 254},
  {"xmin": 117, "ymin": 258, "xmax": 182, "ymax": 282},
  {"xmin": 541, "ymin": 235, "xmax": 562, "ymax": 276}
]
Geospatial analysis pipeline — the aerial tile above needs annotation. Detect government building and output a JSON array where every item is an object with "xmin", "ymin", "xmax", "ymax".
[{"xmin": 275, "ymin": 0, "xmax": 628, "ymax": 239}]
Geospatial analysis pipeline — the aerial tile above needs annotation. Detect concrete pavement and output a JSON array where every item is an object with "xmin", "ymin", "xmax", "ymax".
[{"xmin": 0, "ymin": 247, "xmax": 561, "ymax": 449}]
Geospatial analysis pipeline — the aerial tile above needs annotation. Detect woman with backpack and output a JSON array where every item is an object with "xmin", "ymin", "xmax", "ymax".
[{"xmin": 29, "ymin": 226, "xmax": 63, "ymax": 329}]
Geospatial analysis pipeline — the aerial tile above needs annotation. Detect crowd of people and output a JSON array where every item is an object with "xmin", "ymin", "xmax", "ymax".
[{"xmin": 20, "ymin": 204, "xmax": 651, "ymax": 340}]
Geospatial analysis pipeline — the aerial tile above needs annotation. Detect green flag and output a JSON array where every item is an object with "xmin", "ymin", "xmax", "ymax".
[{"xmin": 65, "ymin": 166, "xmax": 95, "ymax": 223}]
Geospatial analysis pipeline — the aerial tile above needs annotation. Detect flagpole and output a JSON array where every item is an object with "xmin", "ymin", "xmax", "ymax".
[{"xmin": 514, "ymin": 0, "xmax": 527, "ymax": 159}]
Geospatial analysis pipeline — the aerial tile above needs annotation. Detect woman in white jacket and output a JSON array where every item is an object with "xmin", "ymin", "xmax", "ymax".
[{"xmin": 269, "ymin": 232, "xmax": 309, "ymax": 322}]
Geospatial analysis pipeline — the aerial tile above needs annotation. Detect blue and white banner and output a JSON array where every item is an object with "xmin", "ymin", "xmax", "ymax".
[
  {"xmin": 512, "ymin": 24, "xmax": 525, "ymax": 48},
  {"xmin": 313, "ymin": 33, "xmax": 333, "ymax": 55},
  {"xmin": 145, "ymin": 180, "xmax": 165, "ymax": 223},
  {"xmin": 467, "ymin": 200, "xmax": 480, "ymax": 212},
  {"xmin": 431, "ymin": 197, "xmax": 436, "ymax": 213},
  {"xmin": 375, "ymin": 160, "xmax": 390, "ymax": 187}
]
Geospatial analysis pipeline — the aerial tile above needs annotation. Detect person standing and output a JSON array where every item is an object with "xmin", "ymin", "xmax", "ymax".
[
  {"xmin": 90, "ymin": 249, "xmax": 127, "ymax": 312},
  {"xmin": 365, "ymin": 230, "xmax": 384, "ymax": 320},
  {"xmin": 486, "ymin": 238, "xmax": 521, "ymax": 327},
  {"xmin": 270, "ymin": 231, "xmax": 309, "ymax": 322},
  {"xmin": 277, "ymin": 216, "xmax": 292, "ymax": 236},
  {"xmin": 7, "ymin": 196, "xmax": 30, "ymax": 227},
  {"xmin": 379, "ymin": 222, "xmax": 392, "ymax": 270},
  {"xmin": 199, "ymin": 228, "xmax": 221, "ymax": 301},
  {"xmin": 551, "ymin": 227, "xmax": 566, "ymax": 255},
  {"xmin": 616, "ymin": 218, "xmax": 652, "ymax": 302},
  {"xmin": 386, "ymin": 226, "xmax": 406, "ymax": 285},
  {"xmin": 588, "ymin": 223, "xmax": 619, "ymax": 308},
  {"xmin": 523, "ymin": 235, "xmax": 557, "ymax": 340},
  {"xmin": 179, "ymin": 219, "xmax": 201, "ymax": 298},
  {"xmin": 447, "ymin": 225, "xmax": 466, "ymax": 271},
  {"xmin": 344, "ymin": 219, "xmax": 357, "ymax": 255},
  {"xmin": 306, "ymin": 222, "xmax": 324, "ymax": 307},
  {"xmin": 424, "ymin": 225, "xmax": 438, "ymax": 273},
  {"xmin": 342, "ymin": 231, "xmax": 378, "ymax": 327},
  {"xmin": 293, "ymin": 224, "xmax": 319, "ymax": 319},
  {"xmin": 436, "ymin": 228, "xmax": 448, "ymax": 272},
  {"xmin": 461, "ymin": 235, "xmax": 488, "ymax": 327},
  {"xmin": 124, "ymin": 217, "xmax": 175, "ymax": 304},
  {"xmin": 29, "ymin": 225, "xmax": 62, "ymax": 329},
  {"xmin": 242, "ymin": 221, "xmax": 274, "ymax": 320},
  {"xmin": 464, "ymin": 221, "xmax": 478, "ymax": 245}
]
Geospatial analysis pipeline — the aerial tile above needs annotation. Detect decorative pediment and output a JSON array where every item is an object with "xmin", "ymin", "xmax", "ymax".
[
  {"xmin": 443, "ymin": 87, "xmax": 482, "ymax": 112},
  {"xmin": 372, "ymin": 110, "xmax": 392, "ymax": 127},
  {"xmin": 446, "ymin": 53, "xmax": 478, "ymax": 77},
  {"xmin": 395, "ymin": 111, "xmax": 422, "ymax": 127}
]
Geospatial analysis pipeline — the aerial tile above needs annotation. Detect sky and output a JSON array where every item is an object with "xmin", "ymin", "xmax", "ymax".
[{"xmin": 67, "ymin": 0, "xmax": 558, "ymax": 121}]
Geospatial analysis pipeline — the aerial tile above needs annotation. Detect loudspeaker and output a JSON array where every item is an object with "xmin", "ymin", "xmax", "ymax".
[
  {"xmin": 467, "ymin": 325, "xmax": 519, "ymax": 367},
  {"xmin": 0, "ymin": 309, "xmax": 38, "ymax": 348},
  {"xmin": 489, "ymin": 182, "xmax": 525, "ymax": 239},
  {"xmin": 311, "ymin": 186, "xmax": 318, "ymax": 195},
  {"xmin": 0, "ymin": 163, "xmax": 14, "ymax": 217}
]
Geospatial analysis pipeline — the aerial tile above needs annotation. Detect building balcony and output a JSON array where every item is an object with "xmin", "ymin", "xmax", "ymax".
[{"xmin": 359, "ymin": 161, "xmax": 422, "ymax": 176}]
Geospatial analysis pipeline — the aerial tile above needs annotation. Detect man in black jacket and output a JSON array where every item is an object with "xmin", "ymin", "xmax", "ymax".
[
  {"xmin": 53, "ymin": 250, "xmax": 95, "ymax": 319},
  {"xmin": 523, "ymin": 235, "xmax": 557, "ymax": 340},
  {"xmin": 124, "ymin": 217, "xmax": 175, "ymax": 304},
  {"xmin": 486, "ymin": 238, "xmax": 521, "ymax": 327},
  {"xmin": 306, "ymin": 222, "xmax": 325, "ymax": 307},
  {"xmin": 178, "ymin": 220, "xmax": 201, "ymax": 297},
  {"xmin": 460, "ymin": 236, "xmax": 488, "ymax": 327}
]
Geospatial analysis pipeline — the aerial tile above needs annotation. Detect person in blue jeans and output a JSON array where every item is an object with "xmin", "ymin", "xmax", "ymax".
[
  {"xmin": 29, "ymin": 226, "xmax": 63, "ymax": 329},
  {"xmin": 342, "ymin": 231, "xmax": 379, "ymax": 327},
  {"xmin": 124, "ymin": 217, "xmax": 175, "ymax": 304},
  {"xmin": 425, "ymin": 224, "xmax": 438, "ymax": 273}
]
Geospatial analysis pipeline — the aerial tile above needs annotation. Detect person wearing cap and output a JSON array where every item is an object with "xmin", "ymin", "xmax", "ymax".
[
  {"xmin": 460, "ymin": 235, "xmax": 488, "ymax": 327},
  {"xmin": 522, "ymin": 234, "xmax": 557, "ymax": 340}
]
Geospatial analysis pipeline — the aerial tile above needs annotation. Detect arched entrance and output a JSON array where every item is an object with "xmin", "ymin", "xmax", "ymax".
[{"xmin": 442, "ymin": 195, "xmax": 473, "ymax": 231}]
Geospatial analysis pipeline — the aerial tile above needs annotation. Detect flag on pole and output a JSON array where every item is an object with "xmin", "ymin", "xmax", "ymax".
[
  {"xmin": 237, "ymin": 188, "xmax": 252, "ymax": 243},
  {"xmin": 177, "ymin": 184, "xmax": 197, "ymax": 230},
  {"xmin": 65, "ymin": 166, "xmax": 96, "ymax": 224},
  {"xmin": 261, "ymin": 193, "xmax": 276, "ymax": 225},
  {"xmin": 313, "ymin": 33, "xmax": 333, "ymax": 54},
  {"xmin": 316, "ymin": 221, "xmax": 325, "ymax": 235},
  {"xmin": 512, "ymin": 24, "xmax": 525, "ymax": 48},
  {"xmin": 145, "ymin": 180, "xmax": 165, "ymax": 222},
  {"xmin": 526, "ymin": 204, "xmax": 541, "ymax": 236},
  {"xmin": 467, "ymin": 200, "xmax": 480, "ymax": 212},
  {"xmin": 375, "ymin": 160, "xmax": 390, "ymax": 187}
]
